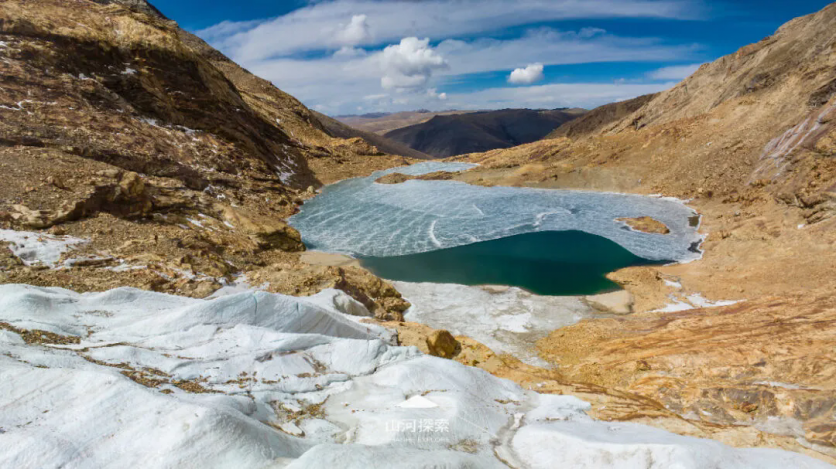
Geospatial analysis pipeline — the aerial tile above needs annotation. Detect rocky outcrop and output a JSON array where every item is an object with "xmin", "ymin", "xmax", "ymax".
[
  {"xmin": 374, "ymin": 170, "xmax": 459, "ymax": 184},
  {"xmin": 4, "ymin": 171, "xmax": 153, "ymax": 229},
  {"xmin": 617, "ymin": 216, "xmax": 671, "ymax": 234}
]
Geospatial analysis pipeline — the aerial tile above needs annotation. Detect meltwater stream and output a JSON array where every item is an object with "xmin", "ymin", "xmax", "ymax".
[{"xmin": 289, "ymin": 162, "xmax": 703, "ymax": 295}]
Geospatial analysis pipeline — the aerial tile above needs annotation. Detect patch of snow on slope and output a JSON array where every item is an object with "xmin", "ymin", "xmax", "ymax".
[
  {"xmin": 0, "ymin": 284, "xmax": 828, "ymax": 468},
  {"xmin": 652, "ymin": 293, "xmax": 741, "ymax": 313},
  {"xmin": 0, "ymin": 229, "xmax": 87, "ymax": 267}
]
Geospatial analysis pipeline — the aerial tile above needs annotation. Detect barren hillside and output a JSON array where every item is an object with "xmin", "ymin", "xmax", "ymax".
[{"xmin": 0, "ymin": 0, "xmax": 413, "ymax": 315}]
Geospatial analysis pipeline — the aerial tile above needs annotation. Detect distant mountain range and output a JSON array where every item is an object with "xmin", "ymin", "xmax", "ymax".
[
  {"xmin": 313, "ymin": 111, "xmax": 434, "ymax": 160},
  {"xmin": 380, "ymin": 108, "xmax": 586, "ymax": 158},
  {"xmin": 337, "ymin": 110, "xmax": 479, "ymax": 135}
]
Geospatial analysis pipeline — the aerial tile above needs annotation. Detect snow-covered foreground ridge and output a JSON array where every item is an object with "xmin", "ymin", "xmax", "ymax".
[
  {"xmin": 290, "ymin": 162, "xmax": 703, "ymax": 263},
  {"xmin": 0, "ymin": 284, "xmax": 829, "ymax": 468}
]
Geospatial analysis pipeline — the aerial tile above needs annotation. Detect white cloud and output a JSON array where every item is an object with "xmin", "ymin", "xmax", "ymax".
[
  {"xmin": 333, "ymin": 46, "xmax": 367, "ymax": 58},
  {"xmin": 243, "ymin": 27, "xmax": 698, "ymax": 114},
  {"xmin": 433, "ymin": 29, "xmax": 698, "ymax": 77},
  {"xmin": 335, "ymin": 14, "xmax": 371, "ymax": 46},
  {"xmin": 647, "ymin": 63, "xmax": 704, "ymax": 80},
  {"xmin": 199, "ymin": 0, "xmax": 703, "ymax": 61},
  {"xmin": 194, "ymin": 0, "xmax": 705, "ymax": 115},
  {"xmin": 447, "ymin": 81, "xmax": 674, "ymax": 110},
  {"xmin": 508, "ymin": 63, "xmax": 545, "ymax": 85},
  {"xmin": 379, "ymin": 37, "xmax": 448, "ymax": 90},
  {"xmin": 578, "ymin": 27, "xmax": 607, "ymax": 38},
  {"xmin": 427, "ymin": 88, "xmax": 448, "ymax": 100}
]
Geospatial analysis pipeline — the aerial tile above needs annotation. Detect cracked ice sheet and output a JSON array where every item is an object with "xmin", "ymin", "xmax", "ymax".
[
  {"xmin": 0, "ymin": 284, "xmax": 829, "ymax": 469},
  {"xmin": 290, "ymin": 162, "xmax": 703, "ymax": 262}
]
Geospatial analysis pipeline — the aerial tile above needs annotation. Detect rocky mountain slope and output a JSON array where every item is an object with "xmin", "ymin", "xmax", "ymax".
[
  {"xmin": 384, "ymin": 108, "xmax": 586, "ymax": 158},
  {"xmin": 545, "ymin": 94, "xmax": 657, "ymax": 139},
  {"xmin": 435, "ymin": 1, "xmax": 836, "ymax": 460},
  {"xmin": 0, "ymin": 0, "xmax": 413, "ymax": 316}
]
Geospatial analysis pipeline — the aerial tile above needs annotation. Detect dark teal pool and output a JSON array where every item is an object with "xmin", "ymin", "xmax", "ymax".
[{"xmin": 358, "ymin": 230, "xmax": 669, "ymax": 296}]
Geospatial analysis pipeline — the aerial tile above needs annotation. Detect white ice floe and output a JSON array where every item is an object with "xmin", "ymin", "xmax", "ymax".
[
  {"xmin": 0, "ymin": 229, "xmax": 88, "ymax": 267},
  {"xmin": 290, "ymin": 162, "xmax": 703, "ymax": 263},
  {"xmin": 0, "ymin": 284, "xmax": 828, "ymax": 468},
  {"xmin": 395, "ymin": 281, "xmax": 596, "ymax": 367}
]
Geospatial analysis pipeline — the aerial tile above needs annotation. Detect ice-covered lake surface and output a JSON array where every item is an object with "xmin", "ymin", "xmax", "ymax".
[{"xmin": 290, "ymin": 162, "xmax": 703, "ymax": 263}]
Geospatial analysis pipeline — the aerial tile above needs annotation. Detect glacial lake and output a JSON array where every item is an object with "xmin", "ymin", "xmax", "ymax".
[
  {"xmin": 289, "ymin": 162, "xmax": 701, "ymax": 296},
  {"xmin": 360, "ymin": 230, "xmax": 667, "ymax": 295}
]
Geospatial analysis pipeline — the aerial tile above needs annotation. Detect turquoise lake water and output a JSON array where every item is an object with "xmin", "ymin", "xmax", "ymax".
[{"xmin": 359, "ymin": 230, "xmax": 668, "ymax": 296}]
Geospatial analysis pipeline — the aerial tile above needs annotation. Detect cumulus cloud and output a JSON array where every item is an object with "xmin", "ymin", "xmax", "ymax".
[
  {"xmin": 647, "ymin": 63, "xmax": 703, "ymax": 80},
  {"xmin": 335, "ymin": 14, "xmax": 371, "ymax": 46},
  {"xmin": 379, "ymin": 37, "xmax": 448, "ymax": 90},
  {"xmin": 427, "ymin": 88, "xmax": 448, "ymax": 100},
  {"xmin": 508, "ymin": 63, "xmax": 545, "ymax": 85}
]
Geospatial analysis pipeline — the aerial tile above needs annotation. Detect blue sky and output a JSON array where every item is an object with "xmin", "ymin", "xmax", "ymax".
[{"xmin": 151, "ymin": 0, "xmax": 833, "ymax": 115}]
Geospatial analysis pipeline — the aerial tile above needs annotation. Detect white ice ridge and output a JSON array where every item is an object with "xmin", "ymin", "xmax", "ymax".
[
  {"xmin": 0, "ymin": 284, "xmax": 831, "ymax": 468},
  {"xmin": 289, "ymin": 162, "xmax": 703, "ymax": 262}
]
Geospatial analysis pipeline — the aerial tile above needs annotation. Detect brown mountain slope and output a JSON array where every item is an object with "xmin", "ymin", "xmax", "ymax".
[
  {"xmin": 546, "ymin": 93, "xmax": 657, "ymax": 139},
  {"xmin": 0, "ymin": 0, "xmax": 411, "ymax": 316},
  {"xmin": 440, "ymin": 2, "xmax": 836, "ymax": 459}
]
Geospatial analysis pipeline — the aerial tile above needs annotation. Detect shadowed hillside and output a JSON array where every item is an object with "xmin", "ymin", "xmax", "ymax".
[{"xmin": 384, "ymin": 108, "xmax": 585, "ymax": 158}]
